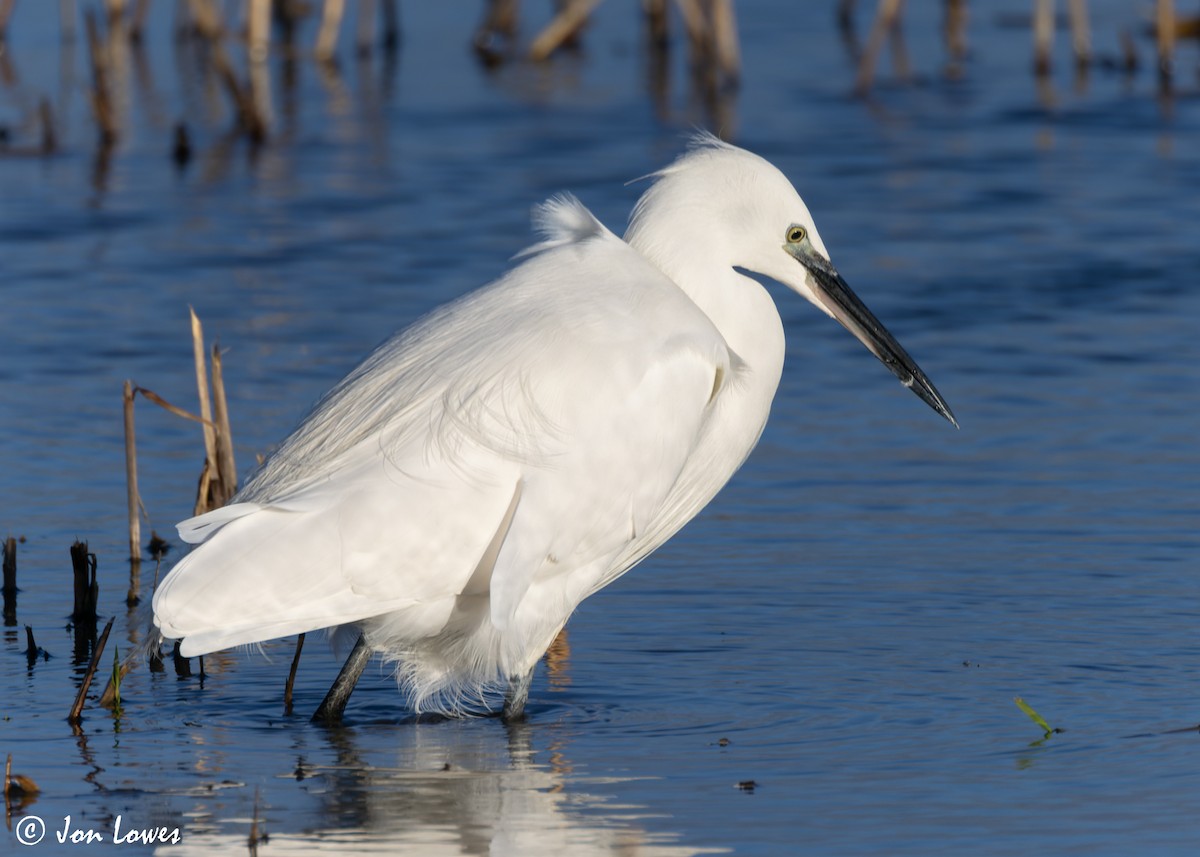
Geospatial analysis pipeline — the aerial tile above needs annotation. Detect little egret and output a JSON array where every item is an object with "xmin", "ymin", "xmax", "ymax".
[{"xmin": 152, "ymin": 136, "xmax": 955, "ymax": 721}]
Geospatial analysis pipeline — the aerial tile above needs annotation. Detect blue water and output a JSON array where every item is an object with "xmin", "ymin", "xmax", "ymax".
[{"xmin": 3, "ymin": 1, "xmax": 1200, "ymax": 854}]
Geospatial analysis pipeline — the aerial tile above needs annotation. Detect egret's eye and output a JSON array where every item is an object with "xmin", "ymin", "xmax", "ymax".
[{"xmin": 786, "ymin": 225, "xmax": 806, "ymax": 244}]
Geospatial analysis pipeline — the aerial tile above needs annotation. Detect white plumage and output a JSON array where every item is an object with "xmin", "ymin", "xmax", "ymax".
[{"xmin": 152, "ymin": 136, "xmax": 954, "ymax": 716}]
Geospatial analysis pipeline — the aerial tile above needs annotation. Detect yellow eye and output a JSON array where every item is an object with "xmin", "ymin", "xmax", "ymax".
[{"xmin": 786, "ymin": 225, "xmax": 806, "ymax": 244}]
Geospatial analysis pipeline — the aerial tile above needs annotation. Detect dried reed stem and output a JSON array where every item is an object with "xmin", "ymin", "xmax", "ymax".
[
  {"xmin": 710, "ymin": 0, "xmax": 740, "ymax": 85},
  {"xmin": 2, "ymin": 536, "xmax": 15, "ymax": 600},
  {"xmin": 84, "ymin": 9, "xmax": 118, "ymax": 144},
  {"xmin": 186, "ymin": 0, "xmax": 222, "ymax": 40},
  {"xmin": 529, "ymin": 0, "xmax": 599, "ymax": 61},
  {"xmin": 248, "ymin": 0, "xmax": 270, "ymax": 61},
  {"xmin": 856, "ymin": 0, "xmax": 904, "ymax": 93},
  {"xmin": 316, "ymin": 0, "xmax": 345, "ymax": 63},
  {"xmin": 191, "ymin": 307, "xmax": 219, "ymax": 511},
  {"xmin": 2, "ymin": 550, "xmax": 14, "ymax": 623},
  {"xmin": 70, "ymin": 540, "xmax": 99, "ymax": 622},
  {"xmin": 1033, "ymin": 0, "xmax": 1054, "ymax": 76},
  {"xmin": 1157, "ymin": 0, "xmax": 1175, "ymax": 80},
  {"xmin": 1066, "ymin": 0, "xmax": 1090, "ymax": 66},
  {"xmin": 944, "ymin": 0, "xmax": 967, "ymax": 63},
  {"xmin": 124, "ymin": 380, "xmax": 142, "ymax": 564},
  {"xmin": 211, "ymin": 344, "xmax": 238, "ymax": 498},
  {"xmin": 24, "ymin": 625, "xmax": 38, "ymax": 665},
  {"xmin": 644, "ymin": 0, "xmax": 669, "ymax": 48},
  {"xmin": 673, "ymin": 0, "xmax": 708, "ymax": 59},
  {"xmin": 68, "ymin": 616, "xmax": 115, "ymax": 723},
  {"xmin": 135, "ymin": 385, "xmax": 212, "ymax": 425},
  {"xmin": 474, "ymin": 0, "xmax": 518, "ymax": 63}
]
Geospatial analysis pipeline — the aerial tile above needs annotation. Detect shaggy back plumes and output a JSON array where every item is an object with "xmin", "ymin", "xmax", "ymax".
[{"xmin": 236, "ymin": 194, "xmax": 620, "ymax": 508}]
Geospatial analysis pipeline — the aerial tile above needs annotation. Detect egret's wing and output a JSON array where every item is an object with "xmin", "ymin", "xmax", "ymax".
[
  {"xmin": 154, "ymin": 444, "xmax": 523, "ymax": 656},
  {"xmin": 484, "ymin": 330, "xmax": 731, "ymax": 630}
]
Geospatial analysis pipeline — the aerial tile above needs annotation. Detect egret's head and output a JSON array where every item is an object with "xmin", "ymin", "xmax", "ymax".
[{"xmin": 627, "ymin": 135, "xmax": 956, "ymax": 428}]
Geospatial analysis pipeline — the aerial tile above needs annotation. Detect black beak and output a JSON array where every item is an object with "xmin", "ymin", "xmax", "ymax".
[{"xmin": 792, "ymin": 248, "xmax": 958, "ymax": 428}]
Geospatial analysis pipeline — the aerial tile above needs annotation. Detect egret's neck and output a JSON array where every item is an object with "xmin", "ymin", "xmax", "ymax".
[{"xmin": 631, "ymin": 239, "xmax": 786, "ymax": 396}]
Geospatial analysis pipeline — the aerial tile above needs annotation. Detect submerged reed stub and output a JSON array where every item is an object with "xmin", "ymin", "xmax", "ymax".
[
  {"xmin": 69, "ymin": 540, "xmax": 99, "ymax": 623},
  {"xmin": 2, "ymin": 536, "xmax": 16, "ymax": 623}
]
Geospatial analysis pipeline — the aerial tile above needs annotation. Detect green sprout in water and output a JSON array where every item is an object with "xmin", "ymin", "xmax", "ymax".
[{"xmin": 1014, "ymin": 696, "xmax": 1061, "ymax": 739}]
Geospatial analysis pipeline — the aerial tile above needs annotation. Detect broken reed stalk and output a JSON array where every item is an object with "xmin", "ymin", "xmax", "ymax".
[
  {"xmin": 1033, "ymin": 0, "xmax": 1054, "ymax": 76},
  {"xmin": 529, "ymin": 0, "xmax": 600, "ymax": 62},
  {"xmin": 316, "ymin": 0, "xmax": 346, "ymax": 63},
  {"xmin": 104, "ymin": 0, "xmax": 126, "ymax": 24},
  {"xmin": 210, "ymin": 344, "xmax": 238, "ymax": 500},
  {"xmin": 191, "ymin": 307, "xmax": 220, "ymax": 513},
  {"xmin": 855, "ymin": 0, "xmax": 904, "ymax": 93},
  {"xmin": 1066, "ymin": 0, "xmax": 1091, "ymax": 67},
  {"xmin": 189, "ymin": 314, "xmax": 213, "ymax": 449},
  {"xmin": 943, "ymin": 0, "xmax": 967, "ymax": 64},
  {"xmin": 68, "ymin": 616, "xmax": 115, "ymax": 724},
  {"xmin": 1157, "ymin": 0, "xmax": 1175, "ymax": 81},
  {"xmin": 709, "ymin": 0, "xmax": 740, "ymax": 86},
  {"xmin": 185, "ymin": 0, "xmax": 222, "ymax": 40},
  {"xmin": 124, "ymin": 380, "xmax": 142, "ymax": 565},
  {"xmin": 674, "ymin": 0, "xmax": 710, "ymax": 62},
  {"xmin": 185, "ymin": 312, "xmax": 239, "ymax": 513},
  {"xmin": 284, "ymin": 632, "xmax": 305, "ymax": 715},
  {"xmin": 474, "ymin": 0, "xmax": 518, "ymax": 63},
  {"xmin": 70, "ymin": 540, "xmax": 99, "ymax": 622},
  {"xmin": 182, "ymin": 1, "xmax": 266, "ymax": 143},
  {"xmin": 247, "ymin": 0, "xmax": 271, "ymax": 61},
  {"xmin": 127, "ymin": 380, "xmax": 225, "ymax": 523},
  {"xmin": 84, "ymin": 9, "xmax": 118, "ymax": 145},
  {"xmin": 24, "ymin": 625, "xmax": 39, "ymax": 666},
  {"xmin": 2, "ymin": 536, "xmax": 16, "ymax": 621},
  {"xmin": 645, "ymin": 0, "xmax": 669, "ymax": 48}
]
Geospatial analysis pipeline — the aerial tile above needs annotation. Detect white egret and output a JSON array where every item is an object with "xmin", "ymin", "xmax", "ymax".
[{"xmin": 152, "ymin": 136, "xmax": 955, "ymax": 721}]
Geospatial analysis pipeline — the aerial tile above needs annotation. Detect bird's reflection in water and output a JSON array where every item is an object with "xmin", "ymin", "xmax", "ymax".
[{"xmin": 157, "ymin": 696, "xmax": 719, "ymax": 857}]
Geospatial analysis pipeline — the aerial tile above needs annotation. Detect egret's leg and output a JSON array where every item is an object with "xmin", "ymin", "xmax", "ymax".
[
  {"xmin": 311, "ymin": 634, "xmax": 372, "ymax": 725},
  {"xmin": 501, "ymin": 668, "xmax": 534, "ymax": 723}
]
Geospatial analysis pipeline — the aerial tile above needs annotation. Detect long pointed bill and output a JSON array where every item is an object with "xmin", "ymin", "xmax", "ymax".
[{"xmin": 792, "ymin": 249, "xmax": 958, "ymax": 428}]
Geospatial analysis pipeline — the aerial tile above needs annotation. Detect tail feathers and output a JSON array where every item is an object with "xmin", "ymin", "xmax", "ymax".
[{"xmin": 517, "ymin": 193, "xmax": 611, "ymax": 258}]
